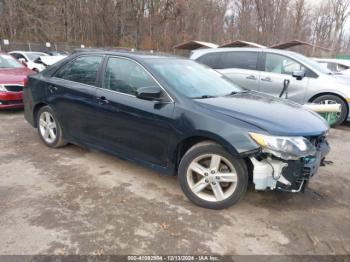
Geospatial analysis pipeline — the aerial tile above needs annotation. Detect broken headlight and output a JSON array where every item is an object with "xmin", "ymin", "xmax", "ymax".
[{"xmin": 249, "ymin": 132, "xmax": 316, "ymax": 160}]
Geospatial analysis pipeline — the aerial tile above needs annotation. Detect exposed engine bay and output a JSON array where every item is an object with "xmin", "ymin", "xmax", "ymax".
[{"xmin": 250, "ymin": 135, "xmax": 330, "ymax": 192}]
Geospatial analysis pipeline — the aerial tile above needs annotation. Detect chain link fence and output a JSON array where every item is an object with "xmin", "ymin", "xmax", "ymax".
[
  {"xmin": 0, "ymin": 41, "xmax": 173, "ymax": 56},
  {"xmin": 0, "ymin": 41, "xmax": 83, "ymax": 53}
]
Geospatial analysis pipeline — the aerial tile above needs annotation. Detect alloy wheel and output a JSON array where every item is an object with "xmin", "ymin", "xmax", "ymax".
[
  {"xmin": 39, "ymin": 111, "xmax": 57, "ymax": 144},
  {"xmin": 186, "ymin": 154, "xmax": 238, "ymax": 202}
]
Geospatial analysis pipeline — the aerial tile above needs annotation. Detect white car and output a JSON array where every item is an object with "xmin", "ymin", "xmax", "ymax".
[
  {"xmin": 341, "ymin": 68, "xmax": 350, "ymax": 75},
  {"xmin": 191, "ymin": 48, "xmax": 350, "ymax": 126},
  {"xmin": 37, "ymin": 55, "xmax": 67, "ymax": 67},
  {"xmin": 314, "ymin": 58, "xmax": 350, "ymax": 74},
  {"xmin": 8, "ymin": 51, "xmax": 49, "ymax": 72}
]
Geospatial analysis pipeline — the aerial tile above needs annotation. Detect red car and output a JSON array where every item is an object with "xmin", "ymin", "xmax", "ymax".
[{"xmin": 0, "ymin": 53, "xmax": 35, "ymax": 109}]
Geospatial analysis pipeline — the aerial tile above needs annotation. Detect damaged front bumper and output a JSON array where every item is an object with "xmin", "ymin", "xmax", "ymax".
[{"xmin": 249, "ymin": 136, "xmax": 330, "ymax": 192}]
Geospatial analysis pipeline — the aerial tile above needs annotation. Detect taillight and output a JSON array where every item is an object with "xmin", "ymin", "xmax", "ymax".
[{"xmin": 23, "ymin": 76, "xmax": 28, "ymax": 88}]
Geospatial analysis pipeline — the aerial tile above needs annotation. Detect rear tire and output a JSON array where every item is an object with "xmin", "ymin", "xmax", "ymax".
[
  {"xmin": 311, "ymin": 94, "xmax": 348, "ymax": 127},
  {"xmin": 178, "ymin": 141, "xmax": 248, "ymax": 209},
  {"xmin": 37, "ymin": 106, "xmax": 67, "ymax": 148}
]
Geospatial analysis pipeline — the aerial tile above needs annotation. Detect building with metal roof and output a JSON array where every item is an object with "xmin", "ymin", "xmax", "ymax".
[
  {"xmin": 173, "ymin": 40, "xmax": 218, "ymax": 50},
  {"xmin": 219, "ymin": 40, "xmax": 266, "ymax": 48}
]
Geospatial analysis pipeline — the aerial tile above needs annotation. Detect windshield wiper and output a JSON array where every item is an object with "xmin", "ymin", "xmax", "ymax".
[
  {"xmin": 224, "ymin": 90, "xmax": 248, "ymax": 96},
  {"xmin": 193, "ymin": 95, "xmax": 217, "ymax": 99}
]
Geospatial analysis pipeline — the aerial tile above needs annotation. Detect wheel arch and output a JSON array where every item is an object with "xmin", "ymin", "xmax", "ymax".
[
  {"xmin": 308, "ymin": 92, "xmax": 349, "ymax": 113},
  {"xmin": 33, "ymin": 102, "xmax": 48, "ymax": 127},
  {"xmin": 174, "ymin": 133, "xmax": 241, "ymax": 171}
]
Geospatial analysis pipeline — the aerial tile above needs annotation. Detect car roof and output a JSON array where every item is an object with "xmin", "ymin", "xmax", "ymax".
[
  {"xmin": 9, "ymin": 51, "xmax": 47, "ymax": 54},
  {"xmin": 190, "ymin": 47, "xmax": 300, "ymax": 59},
  {"xmin": 72, "ymin": 48, "xmax": 183, "ymax": 62},
  {"xmin": 313, "ymin": 58, "xmax": 350, "ymax": 67}
]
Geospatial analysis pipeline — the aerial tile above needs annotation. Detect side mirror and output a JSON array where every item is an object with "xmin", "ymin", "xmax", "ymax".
[
  {"xmin": 136, "ymin": 86, "xmax": 162, "ymax": 101},
  {"xmin": 292, "ymin": 70, "xmax": 305, "ymax": 80},
  {"xmin": 18, "ymin": 58, "xmax": 27, "ymax": 66}
]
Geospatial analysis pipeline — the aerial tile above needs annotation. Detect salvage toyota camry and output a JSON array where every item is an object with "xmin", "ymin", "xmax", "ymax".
[{"xmin": 23, "ymin": 50, "xmax": 330, "ymax": 209}]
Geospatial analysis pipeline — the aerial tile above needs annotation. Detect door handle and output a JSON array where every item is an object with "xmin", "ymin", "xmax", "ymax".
[
  {"xmin": 261, "ymin": 77, "xmax": 272, "ymax": 82},
  {"xmin": 48, "ymin": 84, "xmax": 58, "ymax": 93},
  {"xmin": 246, "ymin": 75, "xmax": 257, "ymax": 80},
  {"xmin": 97, "ymin": 96, "xmax": 109, "ymax": 105}
]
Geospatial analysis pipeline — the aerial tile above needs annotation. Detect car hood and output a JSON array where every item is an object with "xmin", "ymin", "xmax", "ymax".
[
  {"xmin": 0, "ymin": 67, "xmax": 34, "ymax": 84},
  {"xmin": 195, "ymin": 92, "xmax": 329, "ymax": 136}
]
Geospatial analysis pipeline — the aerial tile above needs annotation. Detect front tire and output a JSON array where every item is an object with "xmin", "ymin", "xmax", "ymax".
[
  {"xmin": 311, "ymin": 94, "xmax": 348, "ymax": 127},
  {"xmin": 37, "ymin": 106, "xmax": 67, "ymax": 148},
  {"xmin": 178, "ymin": 141, "xmax": 248, "ymax": 209}
]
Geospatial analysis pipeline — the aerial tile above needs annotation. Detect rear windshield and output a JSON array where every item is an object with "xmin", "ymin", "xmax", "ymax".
[{"xmin": 0, "ymin": 54, "xmax": 24, "ymax": 68}]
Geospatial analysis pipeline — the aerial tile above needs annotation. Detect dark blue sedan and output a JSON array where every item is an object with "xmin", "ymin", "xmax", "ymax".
[{"xmin": 23, "ymin": 50, "xmax": 330, "ymax": 209}]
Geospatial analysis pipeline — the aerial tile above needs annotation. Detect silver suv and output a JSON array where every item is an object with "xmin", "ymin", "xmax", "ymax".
[{"xmin": 190, "ymin": 48, "xmax": 350, "ymax": 126}]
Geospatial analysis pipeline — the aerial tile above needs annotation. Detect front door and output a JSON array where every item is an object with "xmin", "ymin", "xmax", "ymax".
[
  {"xmin": 94, "ymin": 56, "xmax": 175, "ymax": 167},
  {"xmin": 259, "ymin": 53, "xmax": 308, "ymax": 103}
]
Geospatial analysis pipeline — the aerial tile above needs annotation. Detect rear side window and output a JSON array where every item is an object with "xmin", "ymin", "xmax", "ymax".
[
  {"xmin": 325, "ymin": 62, "xmax": 337, "ymax": 71},
  {"xmin": 54, "ymin": 56, "xmax": 103, "ymax": 86},
  {"xmin": 220, "ymin": 51, "xmax": 258, "ymax": 70},
  {"xmin": 11, "ymin": 53, "xmax": 26, "ymax": 61},
  {"xmin": 196, "ymin": 53, "xmax": 222, "ymax": 69}
]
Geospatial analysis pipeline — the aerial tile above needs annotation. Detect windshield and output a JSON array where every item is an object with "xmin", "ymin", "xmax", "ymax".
[
  {"xmin": 292, "ymin": 52, "xmax": 333, "ymax": 75},
  {"xmin": 26, "ymin": 52, "xmax": 48, "ymax": 61},
  {"xmin": 0, "ymin": 54, "xmax": 24, "ymax": 68},
  {"xmin": 148, "ymin": 59, "xmax": 243, "ymax": 98}
]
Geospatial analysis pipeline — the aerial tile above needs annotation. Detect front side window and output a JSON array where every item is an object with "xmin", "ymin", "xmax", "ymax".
[
  {"xmin": 26, "ymin": 52, "xmax": 48, "ymax": 61},
  {"xmin": 102, "ymin": 57, "xmax": 158, "ymax": 96},
  {"xmin": 11, "ymin": 53, "xmax": 26, "ymax": 61},
  {"xmin": 55, "ymin": 56, "xmax": 103, "ymax": 86},
  {"xmin": 265, "ymin": 53, "xmax": 305, "ymax": 75},
  {"xmin": 220, "ymin": 52, "xmax": 258, "ymax": 70}
]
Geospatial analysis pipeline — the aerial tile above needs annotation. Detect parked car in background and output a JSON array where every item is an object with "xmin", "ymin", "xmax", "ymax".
[
  {"xmin": 9, "ymin": 51, "xmax": 49, "ymax": 72},
  {"xmin": 36, "ymin": 55, "xmax": 67, "ymax": 68},
  {"xmin": 190, "ymin": 48, "xmax": 350, "ymax": 126},
  {"xmin": 0, "ymin": 53, "xmax": 34, "ymax": 109},
  {"xmin": 24, "ymin": 50, "xmax": 330, "ymax": 209},
  {"xmin": 46, "ymin": 51, "xmax": 68, "ymax": 56},
  {"xmin": 341, "ymin": 68, "xmax": 350, "ymax": 76},
  {"xmin": 314, "ymin": 58, "xmax": 350, "ymax": 74}
]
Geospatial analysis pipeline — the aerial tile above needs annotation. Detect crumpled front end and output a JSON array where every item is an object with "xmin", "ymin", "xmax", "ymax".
[{"xmin": 249, "ymin": 134, "xmax": 330, "ymax": 192}]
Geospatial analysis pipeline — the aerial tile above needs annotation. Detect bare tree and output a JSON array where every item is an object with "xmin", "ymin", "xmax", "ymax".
[{"xmin": 0, "ymin": 0, "xmax": 349, "ymax": 54}]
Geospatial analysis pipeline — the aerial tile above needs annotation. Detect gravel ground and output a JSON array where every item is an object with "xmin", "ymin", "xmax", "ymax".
[{"xmin": 0, "ymin": 109, "xmax": 349, "ymax": 255}]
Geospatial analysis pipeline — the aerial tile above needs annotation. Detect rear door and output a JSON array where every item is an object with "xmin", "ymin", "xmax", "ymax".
[
  {"xmin": 49, "ymin": 55, "xmax": 103, "ymax": 143},
  {"xmin": 216, "ymin": 51, "xmax": 261, "ymax": 91},
  {"xmin": 259, "ymin": 52, "xmax": 308, "ymax": 103},
  {"xmin": 93, "ymin": 56, "xmax": 175, "ymax": 167}
]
